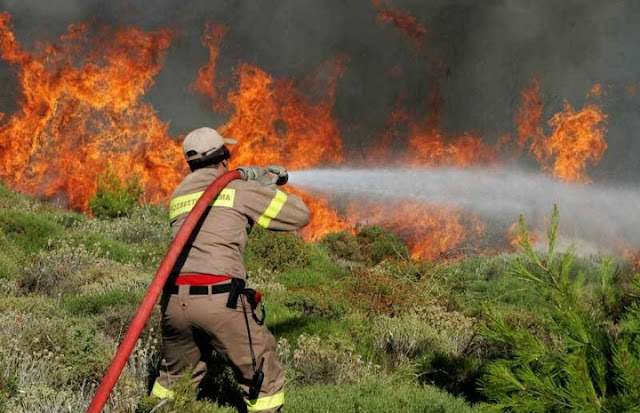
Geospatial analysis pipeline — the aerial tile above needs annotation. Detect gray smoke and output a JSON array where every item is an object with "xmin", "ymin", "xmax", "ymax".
[
  {"xmin": 290, "ymin": 167, "xmax": 640, "ymax": 253},
  {"xmin": 0, "ymin": 0, "xmax": 638, "ymax": 180}
]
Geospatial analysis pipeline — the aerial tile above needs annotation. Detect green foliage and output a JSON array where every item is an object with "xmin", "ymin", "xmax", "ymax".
[
  {"xmin": 358, "ymin": 225, "xmax": 411, "ymax": 264},
  {"xmin": 0, "ymin": 232, "xmax": 24, "ymax": 281},
  {"xmin": 245, "ymin": 226, "xmax": 311, "ymax": 272},
  {"xmin": 287, "ymin": 379, "xmax": 476, "ymax": 413},
  {"xmin": 284, "ymin": 292, "xmax": 349, "ymax": 320},
  {"xmin": 321, "ymin": 231, "xmax": 364, "ymax": 262},
  {"xmin": 480, "ymin": 205, "xmax": 640, "ymax": 411},
  {"xmin": 62, "ymin": 289, "xmax": 141, "ymax": 315},
  {"xmin": 89, "ymin": 168, "xmax": 143, "ymax": 218},
  {"xmin": 0, "ymin": 209, "xmax": 63, "ymax": 253}
]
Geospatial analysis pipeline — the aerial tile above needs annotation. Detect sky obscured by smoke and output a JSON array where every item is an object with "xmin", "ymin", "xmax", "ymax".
[{"xmin": 1, "ymin": 0, "xmax": 638, "ymax": 182}]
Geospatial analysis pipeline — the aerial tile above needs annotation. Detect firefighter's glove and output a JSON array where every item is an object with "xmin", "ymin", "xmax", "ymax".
[
  {"xmin": 267, "ymin": 165, "xmax": 288, "ymax": 186},
  {"xmin": 236, "ymin": 166, "xmax": 272, "ymax": 185}
]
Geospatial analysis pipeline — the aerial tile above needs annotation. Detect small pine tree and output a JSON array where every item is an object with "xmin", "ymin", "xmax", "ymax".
[
  {"xmin": 89, "ymin": 168, "xmax": 143, "ymax": 219},
  {"xmin": 480, "ymin": 205, "xmax": 640, "ymax": 412}
]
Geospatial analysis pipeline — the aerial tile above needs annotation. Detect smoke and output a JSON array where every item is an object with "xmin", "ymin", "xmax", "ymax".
[
  {"xmin": 290, "ymin": 167, "xmax": 640, "ymax": 253},
  {"xmin": 0, "ymin": 0, "xmax": 638, "ymax": 180}
]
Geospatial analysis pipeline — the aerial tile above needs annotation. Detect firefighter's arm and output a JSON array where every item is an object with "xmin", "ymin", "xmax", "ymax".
[{"xmin": 242, "ymin": 183, "xmax": 310, "ymax": 231}]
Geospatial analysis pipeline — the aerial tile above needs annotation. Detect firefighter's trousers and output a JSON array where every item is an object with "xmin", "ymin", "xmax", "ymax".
[{"xmin": 152, "ymin": 285, "xmax": 285, "ymax": 413}]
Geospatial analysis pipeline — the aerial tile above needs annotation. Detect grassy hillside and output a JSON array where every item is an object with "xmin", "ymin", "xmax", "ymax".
[{"xmin": 0, "ymin": 184, "xmax": 638, "ymax": 412}]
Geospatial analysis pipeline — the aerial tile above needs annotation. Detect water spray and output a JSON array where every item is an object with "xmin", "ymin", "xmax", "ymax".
[{"xmin": 289, "ymin": 167, "xmax": 640, "ymax": 252}]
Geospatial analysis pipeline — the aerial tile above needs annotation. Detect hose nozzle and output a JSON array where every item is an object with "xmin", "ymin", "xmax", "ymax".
[{"xmin": 267, "ymin": 165, "xmax": 288, "ymax": 186}]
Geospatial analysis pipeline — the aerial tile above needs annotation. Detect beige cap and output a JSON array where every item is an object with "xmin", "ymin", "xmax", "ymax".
[{"xmin": 182, "ymin": 127, "xmax": 237, "ymax": 162}]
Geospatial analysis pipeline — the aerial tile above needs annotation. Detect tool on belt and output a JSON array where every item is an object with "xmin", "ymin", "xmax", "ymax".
[{"xmin": 226, "ymin": 278, "xmax": 266, "ymax": 400}]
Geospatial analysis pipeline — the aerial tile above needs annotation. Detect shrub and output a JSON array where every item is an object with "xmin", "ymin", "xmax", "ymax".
[
  {"xmin": 287, "ymin": 379, "xmax": 476, "ymax": 413},
  {"xmin": 321, "ymin": 231, "xmax": 364, "ymax": 262},
  {"xmin": 245, "ymin": 226, "xmax": 311, "ymax": 273},
  {"xmin": 17, "ymin": 241, "xmax": 103, "ymax": 295},
  {"xmin": 289, "ymin": 334, "xmax": 377, "ymax": 385},
  {"xmin": 62, "ymin": 289, "xmax": 141, "ymax": 315},
  {"xmin": 374, "ymin": 306, "xmax": 477, "ymax": 366},
  {"xmin": 480, "ymin": 205, "xmax": 640, "ymax": 411},
  {"xmin": 0, "ymin": 209, "xmax": 63, "ymax": 253},
  {"xmin": 89, "ymin": 168, "xmax": 143, "ymax": 219},
  {"xmin": 284, "ymin": 293, "xmax": 348, "ymax": 320},
  {"xmin": 0, "ymin": 233, "xmax": 24, "ymax": 281},
  {"xmin": 357, "ymin": 225, "xmax": 410, "ymax": 264}
]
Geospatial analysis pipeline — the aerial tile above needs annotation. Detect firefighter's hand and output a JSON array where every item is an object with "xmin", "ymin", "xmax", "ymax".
[
  {"xmin": 236, "ymin": 166, "xmax": 272, "ymax": 185},
  {"xmin": 267, "ymin": 165, "xmax": 288, "ymax": 186}
]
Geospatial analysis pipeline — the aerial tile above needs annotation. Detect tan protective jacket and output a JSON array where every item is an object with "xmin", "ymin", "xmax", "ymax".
[{"xmin": 168, "ymin": 167, "xmax": 310, "ymax": 279}]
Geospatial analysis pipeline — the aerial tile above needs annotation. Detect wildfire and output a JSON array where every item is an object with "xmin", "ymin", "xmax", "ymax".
[
  {"xmin": 0, "ymin": 12, "xmax": 626, "ymax": 263},
  {"xmin": 515, "ymin": 77, "xmax": 608, "ymax": 183},
  {"xmin": 191, "ymin": 22, "xmax": 230, "ymax": 112},
  {"xmin": 0, "ymin": 12, "xmax": 185, "ymax": 211},
  {"xmin": 347, "ymin": 200, "xmax": 484, "ymax": 261},
  {"xmin": 371, "ymin": 0, "xmax": 427, "ymax": 49},
  {"xmin": 507, "ymin": 221, "xmax": 539, "ymax": 250},
  {"xmin": 220, "ymin": 60, "xmax": 346, "ymax": 170}
]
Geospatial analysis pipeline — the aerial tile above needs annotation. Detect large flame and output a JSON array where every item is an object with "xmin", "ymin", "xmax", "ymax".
[
  {"xmin": 515, "ymin": 77, "xmax": 608, "ymax": 183},
  {"xmin": 0, "ymin": 11, "xmax": 622, "ymax": 261},
  {"xmin": 0, "ymin": 12, "xmax": 185, "ymax": 211},
  {"xmin": 347, "ymin": 200, "xmax": 485, "ymax": 261}
]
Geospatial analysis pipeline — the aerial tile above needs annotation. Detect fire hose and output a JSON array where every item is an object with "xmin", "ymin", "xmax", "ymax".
[{"xmin": 85, "ymin": 170, "xmax": 242, "ymax": 413}]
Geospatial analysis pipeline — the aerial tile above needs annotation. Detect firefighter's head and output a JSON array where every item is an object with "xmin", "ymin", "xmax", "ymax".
[{"xmin": 182, "ymin": 127, "xmax": 237, "ymax": 172}]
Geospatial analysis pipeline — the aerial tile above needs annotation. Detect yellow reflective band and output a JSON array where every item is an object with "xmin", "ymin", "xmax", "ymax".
[
  {"xmin": 151, "ymin": 381, "xmax": 175, "ymax": 399},
  {"xmin": 169, "ymin": 189, "xmax": 236, "ymax": 220},
  {"xmin": 246, "ymin": 391, "xmax": 285, "ymax": 412},
  {"xmin": 257, "ymin": 190, "xmax": 288, "ymax": 228}
]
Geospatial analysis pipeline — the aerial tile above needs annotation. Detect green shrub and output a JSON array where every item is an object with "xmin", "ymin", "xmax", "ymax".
[
  {"xmin": 284, "ymin": 292, "xmax": 348, "ymax": 320},
  {"xmin": 89, "ymin": 169, "xmax": 143, "ymax": 218},
  {"xmin": 17, "ymin": 241, "xmax": 103, "ymax": 295},
  {"xmin": 374, "ymin": 306, "xmax": 477, "ymax": 366},
  {"xmin": 357, "ymin": 225, "xmax": 410, "ymax": 264},
  {"xmin": 288, "ymin": 334, "xmax": 377, "ymax": 385},
  {"xmin": 418, "ymin": 352, "xmax": 485, "ymax": 402},
  {"xmin": 0, "ymin": 209, "xmax": 63, "ymax": 253},
  {"xmin": 321, "ymin": 231, "xmax": 364, "ymax": 262},
  {"xmin": 0, "ymin": 233, "xmax": 24, "ymax": 281},
  {"xmin": 62, "ymin": 289, "xmax": 141, "ymax": 315},
  {"xmin": 287, "ymin": 379, "xmax": 476, "ymax": 413},
  {"xmin": 245, "ymin": 226, "xmax": 311, "ymax": 273},
  {"xmin": 480, "ymin": 205, "xmax": 640, "ymax": 411}
]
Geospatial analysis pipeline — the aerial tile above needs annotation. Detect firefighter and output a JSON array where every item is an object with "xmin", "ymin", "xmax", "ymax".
[{"xmin": 151, "ymin": 127, "xmax": 310, "ymax": 412}]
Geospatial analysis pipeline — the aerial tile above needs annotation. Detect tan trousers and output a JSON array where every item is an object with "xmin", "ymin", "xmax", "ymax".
[{"xmin": 152, "ymin": 285, "xmax": 285, "ymax": 413}]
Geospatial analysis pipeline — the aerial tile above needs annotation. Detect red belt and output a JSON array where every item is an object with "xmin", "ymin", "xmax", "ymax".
[{"xmin": 175, "ymin": 273, "xmax": 231, "ymax": 286}]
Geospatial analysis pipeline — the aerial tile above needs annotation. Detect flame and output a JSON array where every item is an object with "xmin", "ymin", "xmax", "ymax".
[
  {"xmin": 0, "ymin": 13, "xmax": 185, "ymax": 211},
  {"xmin": 540, "ymin": 101, "xmax": 608, "ymax": 183},
  {"xmin": 0, "ymin": 13, "xmax": 628, "ymax": 262},
  {"xmin": 219, "ymin": 60, "xmax": 346, "ymax": 170},
  {"xmin": 371, "ymin": 0, "xmax": 427, "ymax": 49},
  {"xmin": 347, "ymin": 200, "xmax": 484, "ymax": 261},
  {"xmin": 515, "ymin": 78, "xmax": 608, "ymax": 183},
  {"xmin": 622, "ymin": 249, "xmax": 640, "ymax": 273},
  {"xmin": 191, "ymin": 22, "xmax": 230, "ymax": 112},
  {"xmin": 516, "ymin": 77, "xmax": 544, "ymax": 151},
  {"xmin": 288, "ymin": 187, "xmax": 353, "ymax": 241},
  {"xmin": 507, "ymin": 221, "xmax": 538, "ymax": 250},
  {"xmin": 587, "ymin": 84, "xmax": 603, "ymax": 99}
]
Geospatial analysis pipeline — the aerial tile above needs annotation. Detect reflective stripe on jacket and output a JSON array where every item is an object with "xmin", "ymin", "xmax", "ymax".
[{"xmin": 168, "ymin": 167, "xmax": 310, "ymax": 279}]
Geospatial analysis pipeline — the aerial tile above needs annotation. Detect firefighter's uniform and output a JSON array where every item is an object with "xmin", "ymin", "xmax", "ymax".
[{"xmin": 152, "ymin": 166, "xmax": 310, "ymax": 412}]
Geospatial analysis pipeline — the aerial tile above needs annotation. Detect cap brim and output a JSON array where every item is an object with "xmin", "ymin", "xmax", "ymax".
[{"xmin": 223, "ymin": 138, "xmax": 237, "ymax": 145}]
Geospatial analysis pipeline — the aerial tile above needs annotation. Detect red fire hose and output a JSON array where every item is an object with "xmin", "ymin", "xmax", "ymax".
[{"xmin": 86, "ymin": 170, "xmax": 241, "ymax": 413}]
